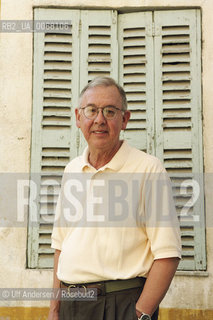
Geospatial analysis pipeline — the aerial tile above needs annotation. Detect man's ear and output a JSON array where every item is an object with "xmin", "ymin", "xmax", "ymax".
[
  {"xmin": 121, "ymin": 110, "xmax": 131, "ymax": 130},
  {"xmin": 75, "ymin": 108, "xmax": 81, "ymax": 128}
]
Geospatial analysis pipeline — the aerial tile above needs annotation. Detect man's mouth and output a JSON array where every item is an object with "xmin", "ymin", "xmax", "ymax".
[{"xmin": 92, "ymin": 130, "xmax": 108, "ymax": 134}]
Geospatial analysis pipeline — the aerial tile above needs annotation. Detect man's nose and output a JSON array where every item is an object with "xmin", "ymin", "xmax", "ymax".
[{"xmin": 94, "ymin": 109, "xmax": 107, "ymax": 124}]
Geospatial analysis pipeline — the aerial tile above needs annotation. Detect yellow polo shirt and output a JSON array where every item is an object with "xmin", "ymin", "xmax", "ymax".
[{"xmin": 51, "ymin": 141, "xmax": 181, "ymax": 284}]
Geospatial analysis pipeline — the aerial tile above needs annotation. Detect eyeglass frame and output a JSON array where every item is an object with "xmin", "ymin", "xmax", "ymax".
[{"xmin": 79, "ymin": 105, "xmax": 125, "ymax": 120}]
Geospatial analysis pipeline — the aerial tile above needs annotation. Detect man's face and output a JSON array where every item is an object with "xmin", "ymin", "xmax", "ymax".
[{"xmin": 75, "ymin": 85, "xmax": 130, "ymax": 152}]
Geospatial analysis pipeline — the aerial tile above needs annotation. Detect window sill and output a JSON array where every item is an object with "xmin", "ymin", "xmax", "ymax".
[{"xmin": 176, "ymin": 271, "xmax": 209, "ymax": 277}]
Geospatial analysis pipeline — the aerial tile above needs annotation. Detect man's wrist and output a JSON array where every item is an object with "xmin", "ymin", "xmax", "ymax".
[
  {"xmin": 137, "ymin": 311, "xmax": 151, "ymax": 320},
  {"xmin": 50, "ymin": 299, "xmax": 60, "ymax": 311},
  {"xmin": 136, "ymin": 308, "xmax": 142, "ymax": 317},
  {"xmin": 136, "ymin": 309, "xmax": 151, "ymax": 320}
]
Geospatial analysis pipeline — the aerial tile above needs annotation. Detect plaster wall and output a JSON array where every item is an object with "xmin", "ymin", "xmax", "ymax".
[{"xmin": 0, "ymin": 0, "xmax": 212, "ymax": 311}]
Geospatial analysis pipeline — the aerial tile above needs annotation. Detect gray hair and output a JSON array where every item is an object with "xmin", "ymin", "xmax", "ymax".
[{"xmin": 78, "ymin": 76, "xmax": 128, "ymax": 110}]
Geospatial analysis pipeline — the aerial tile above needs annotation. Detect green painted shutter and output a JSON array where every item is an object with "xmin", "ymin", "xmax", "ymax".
[
  {"xmin": 118, "ymin": 12, "xmax": 155, "ymax": 153},
  {"xmin": 28, "ymin": 8, "xmax": 80, "ymax": 268},
  {"xmin": 78, "ymin": 10, "xmax": 118, "ymax": 153},
  {"xmin": 29, "ymin": 9, "xmax": 118, "ymax": 268},
  {"xmin": 154, "ymin": 10, "xmax": 206, "ymax": 270},
  {"xmin": 29, "ymin": 8, "xmax": 205, "ymax": 271}
]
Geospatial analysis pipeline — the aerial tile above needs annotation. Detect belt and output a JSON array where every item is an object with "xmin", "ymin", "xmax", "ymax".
[{"xmin": 61, "ymin": 277, "xmax": 146, "ymax": 296}]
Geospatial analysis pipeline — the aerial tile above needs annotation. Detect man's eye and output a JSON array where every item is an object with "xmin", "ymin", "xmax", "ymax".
[
  {"xmin": 87, "ymin": 107, "xmax": 96, "ymax": 113},
  {"xmin": 105, "ymin": 108, "xmax": 115, "ymax": 116}
]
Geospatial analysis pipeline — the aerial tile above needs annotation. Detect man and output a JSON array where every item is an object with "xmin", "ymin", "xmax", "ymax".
[{"xmin": 48, "ymin": 77, "xmax": 181, "ymax": 320}]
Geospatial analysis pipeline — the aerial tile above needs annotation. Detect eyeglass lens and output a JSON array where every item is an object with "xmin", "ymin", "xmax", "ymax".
[{"xmin": 83, "ymin": 106, "xmax": 121, "ymax": 119}]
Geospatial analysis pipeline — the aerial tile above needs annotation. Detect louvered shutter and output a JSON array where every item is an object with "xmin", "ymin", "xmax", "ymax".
[
  {"xmin": 118, "ymin": 12, "xmax": 154, "ymax": 154},
  {"xmin": 78, "ymin": 10, "xmax": 118, "ymax": 153},
  {"xmin": 28, "ymin": 9, "xmax": 80, "ymax": 268},
  {"xmin": 29, "ymin": 8, "xmax": 205, "ymax": 271},
  {"xmin": 154, "ymin": 10, "xmax": 205, "ymax": 270}
]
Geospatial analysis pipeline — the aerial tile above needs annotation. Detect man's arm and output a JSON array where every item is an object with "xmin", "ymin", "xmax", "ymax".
[
  {"xmin": 135, "ymin": 257, "xmax": 180, "ymax": 317},
  {"xmin": 48, "ymin": 249, "xmax": 61, "ymax": 320}
]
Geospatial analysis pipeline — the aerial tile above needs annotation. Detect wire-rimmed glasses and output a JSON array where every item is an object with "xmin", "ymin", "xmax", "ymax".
[{"xmin": 80, "ymin": 105, "xmax": 124, "ymax": 120}]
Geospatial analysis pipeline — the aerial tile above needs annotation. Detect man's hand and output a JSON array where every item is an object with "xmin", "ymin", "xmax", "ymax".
[
  {"xmin": 48, "ymin": 308, "xmax": 59, "ymax": 320},
  {"xmin": 135, "ymin": 308, "xmax": 142, "ymax": 318},
  {"xmin": 136, "ymin": 257, "xmax": 180, "ymax": 316},
  {"xmin": 48, "ymin": 249, "xmax": 61, "ymax": 320}
]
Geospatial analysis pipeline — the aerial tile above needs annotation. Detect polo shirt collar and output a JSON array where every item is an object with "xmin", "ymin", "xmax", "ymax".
[{"xmin": 80, "ymin": 140, "xmax": 130, "ymax": 172}]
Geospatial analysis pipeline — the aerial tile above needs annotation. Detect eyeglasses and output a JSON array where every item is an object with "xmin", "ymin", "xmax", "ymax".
[{"xmin": 80, "ymin": 105, "xmax": 124, "ymax": 120}]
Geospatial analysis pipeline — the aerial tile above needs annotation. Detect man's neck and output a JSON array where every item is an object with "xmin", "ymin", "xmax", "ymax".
[{"xmin": 88, "ymin": 141, "xmax": 122, "ymax": 170}]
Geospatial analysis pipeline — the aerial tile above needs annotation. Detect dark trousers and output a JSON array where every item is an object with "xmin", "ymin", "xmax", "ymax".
[{"xmin": 59, "ymin": 286, "xmax": 159, "ymax": 320}]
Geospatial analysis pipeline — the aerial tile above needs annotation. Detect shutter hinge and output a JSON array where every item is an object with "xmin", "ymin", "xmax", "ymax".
[
  {"xmin": 152, "ymin": 22, "xmax": 155, "ymax": 37},
  {"xmin": 146, "ymin": 23, "xmax": 155, "ymax": 37},
  {"xmin": 153, "ymin": 23, "xmax": 161, "ymax": 36},
  {"xmin": 79, "ymin": 20, "xmax": 82, "ymax": 35},
  {"xmin": 146, "ymin": 23, "xmax": 160, "ymax": 37},
  {"xmin": 112, "ymin": 11, "xmax": 117, "ymax": 24},
  {"xmin": 76, "ymin": 132, "xmax": 80, "ymax": 150}
]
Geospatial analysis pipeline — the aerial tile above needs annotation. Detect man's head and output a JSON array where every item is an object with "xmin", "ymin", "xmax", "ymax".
[
  {"xmin": 75, "ymin": 77, "xmax": 130, "ymax": 154},
  {"xmin": 78, "ymin": 76, "xmax": 128, "ymax": 111}
]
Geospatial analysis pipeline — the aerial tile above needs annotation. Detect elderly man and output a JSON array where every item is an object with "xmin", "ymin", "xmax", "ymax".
[{"xmin": 48, "ymin": 77, "xmax": 181, "ymax": 320}]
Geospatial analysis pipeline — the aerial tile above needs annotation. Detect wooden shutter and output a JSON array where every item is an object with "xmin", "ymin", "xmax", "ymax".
[
  {"xmin": 28, "ymin": 8, "xmax": 80, "ymax": 268},
  {"xmin": 154, "ymin": 10, "xmax": 205, "ymax": 270},
  {"xmin": 78, "ymin": 10, "xmax": 118, "ymax": 153},
  {"xmin": 29, "ymin": 9, "xmax": 118, "ymax": 268},
  {"xmin": 30, "ymin": 8, "xmax": 205, "ymax": 271},
  {"xmin": 118, "ymin": 12, "xmax": 155, "ymax": 154}
]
